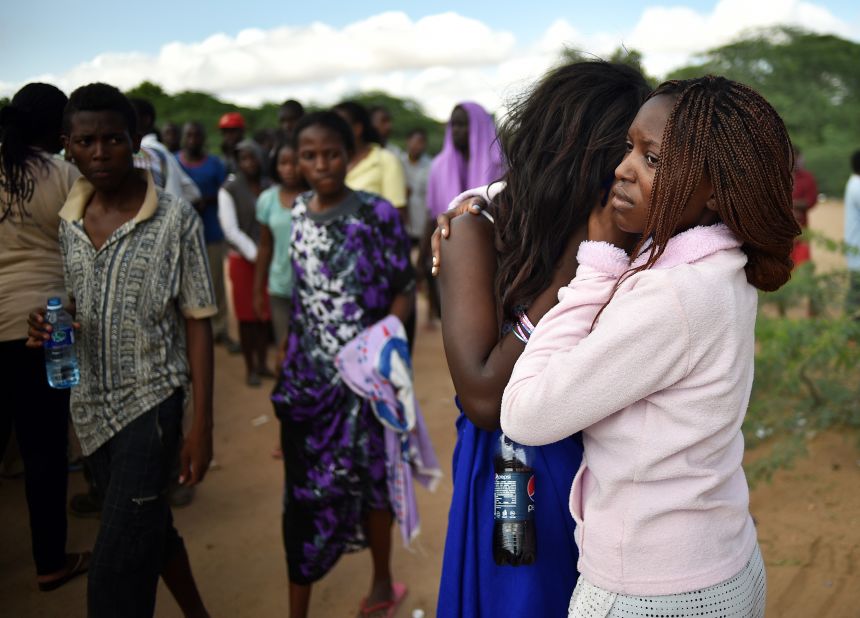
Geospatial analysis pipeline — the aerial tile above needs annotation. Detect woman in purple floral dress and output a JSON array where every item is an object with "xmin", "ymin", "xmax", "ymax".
[{"xmin": 271, "ymin": 111, "xmax": 415, "ymax": 618}]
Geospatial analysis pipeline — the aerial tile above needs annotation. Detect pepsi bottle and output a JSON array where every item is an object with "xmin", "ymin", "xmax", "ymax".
[
  {"xmin": 493, "ymin": 433, "xmax": 536, "ymax": 566},
  {"xmin": 44, "ymin": 297, "xmax": 80, "ymax": 389}
]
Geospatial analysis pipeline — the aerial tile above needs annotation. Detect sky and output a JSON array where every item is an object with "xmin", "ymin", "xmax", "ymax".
[{"xmin": 2, "ymin": 0, "xmax": 859, "ymax": 120}]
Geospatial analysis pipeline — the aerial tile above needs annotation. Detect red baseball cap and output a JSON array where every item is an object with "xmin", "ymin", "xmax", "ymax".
[{"xmin": 218, "ymin": 112, "xmax": 245, "ymax": 129}]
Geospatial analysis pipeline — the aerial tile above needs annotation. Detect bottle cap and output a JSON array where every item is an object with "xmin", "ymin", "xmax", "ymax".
[{"xmin": 47, "ymin": 297, "xmax": 62, "ymax": 309}]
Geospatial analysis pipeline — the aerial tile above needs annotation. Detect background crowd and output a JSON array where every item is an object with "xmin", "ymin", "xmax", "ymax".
[{"xmin": 1, "ymin": 34, "xmax": 859, "ymax": 617}]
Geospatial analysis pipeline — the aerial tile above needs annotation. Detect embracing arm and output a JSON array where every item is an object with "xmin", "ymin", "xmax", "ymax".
[
  {"xmin": 501, "ymin": 264, "xmax": 690, "ymax": 445},
  {"xmin": 438, "ymin": 214, "xmax": 582, "ymax": 431}
]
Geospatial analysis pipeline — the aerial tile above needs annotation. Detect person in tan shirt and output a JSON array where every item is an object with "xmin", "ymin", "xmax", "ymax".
[{"xmin": 0, "ymin": 82, "xmax": 89, "ymax": 591}]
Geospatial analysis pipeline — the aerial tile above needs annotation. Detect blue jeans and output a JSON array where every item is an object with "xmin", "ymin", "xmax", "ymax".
[{"xmin": 86, "ymin": 390, "xmax": 185, "ymax": 618}]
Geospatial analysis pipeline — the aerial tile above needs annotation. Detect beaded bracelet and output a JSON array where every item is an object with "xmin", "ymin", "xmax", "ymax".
[
  {"xmin": 511, "ymin": 311, "xmax": 535, "ymax": 344},
  {"xmin": 518, "ymin": 311, "xmax": 535, "ymax": 334},
  {"xmin": 511, "ymin": 322, "xmax": 529, "ymax": 344}
]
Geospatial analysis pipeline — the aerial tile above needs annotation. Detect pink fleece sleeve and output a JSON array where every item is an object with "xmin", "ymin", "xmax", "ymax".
[{"xmin": 500, "ymin": 242, "xmax": 692, "ymax": 445}]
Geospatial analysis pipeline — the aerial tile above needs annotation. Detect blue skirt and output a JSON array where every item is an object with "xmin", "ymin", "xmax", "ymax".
[{"xmin": 437, "ymin": 400, "xmax": 583, "ymax": 617}]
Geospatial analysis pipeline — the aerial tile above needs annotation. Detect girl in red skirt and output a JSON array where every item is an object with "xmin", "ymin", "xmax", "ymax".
[{"xmin": 218, "ymin": 139, "xmax": 272, "ymax": 386}]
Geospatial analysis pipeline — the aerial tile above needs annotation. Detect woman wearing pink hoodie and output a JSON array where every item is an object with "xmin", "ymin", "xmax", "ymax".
[{"xmin": 500, "ymin": 76, "xmax": 801, "ymax": 617}]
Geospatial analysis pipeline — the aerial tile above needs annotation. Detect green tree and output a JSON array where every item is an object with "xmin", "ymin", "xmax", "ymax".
[
  {"xmin": 607, "ymin": 47, "xmax": 659, "ymax": 87},
  {"xmin": 668, "ymin": 27, "xmax": 860, "ymax": 195},
  {"xmin": 338, "ymin": 91, "xmax": 445, "ymax": 154},
  {"xmin": 123, "ymin": 82, "xmax": 446, "ymax": 156},
  {"xmin": 558, "ymin": 46, "xmax": 658, "ymax": 87}
]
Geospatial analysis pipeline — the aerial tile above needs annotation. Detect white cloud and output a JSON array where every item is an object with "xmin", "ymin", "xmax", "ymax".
[
  {"xmin": 627, "ymin": 0, "xmax": 856, "ymax": 75},
  {"xmin": 1, "ymin": 2, "xmax": 856, "ymax": 121}
]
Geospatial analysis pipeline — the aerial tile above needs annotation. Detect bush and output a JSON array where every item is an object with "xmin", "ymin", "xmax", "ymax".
[{"xmin": 745, "ymin": 236, "xmax": 860, "ymax": 485}]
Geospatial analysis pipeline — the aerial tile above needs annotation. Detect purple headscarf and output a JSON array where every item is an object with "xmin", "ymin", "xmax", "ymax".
[{"xmin": 426, "ymin": 101, "xmax": 504, "ymax": 219}]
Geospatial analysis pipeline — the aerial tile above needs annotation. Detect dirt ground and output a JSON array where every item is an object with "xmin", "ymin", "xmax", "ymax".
[{"xmin": 1, "ymin": 200, "xmax": 858, "ymax": 617}]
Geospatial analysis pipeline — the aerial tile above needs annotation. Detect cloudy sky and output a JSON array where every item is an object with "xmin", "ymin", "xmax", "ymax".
[{"xmin": 2, "ymin": 0, "xmax": 858, "ymax": 119}]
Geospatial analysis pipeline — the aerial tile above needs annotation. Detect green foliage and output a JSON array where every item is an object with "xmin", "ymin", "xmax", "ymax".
[
  {"xmin": 124, "ymin": 81, "xmax": 445, "ymax": 156},
  {"xmin": 745, "ymin": 238, "xmax": 860, "ymax": 485},
  {"xmin": 559, "ymin": 46, "xmax": 659, "ymax": 87},
  {"xmin": 0, "ymin": 96, "xmax": 10, "ymax": 110},
  {"xmin": 606, "ymin": 47, "xmax": 659, "ymax": 88},
  {"xmin": 336, "ymin": 90, "xmax": 445, "ymax": 154},
  {"xmin": 667, "ymin": 27, "xmax": 860, "ymax": 196},
  {"xmin": 126, "ymin": 81, "xmax": 265, "ymax": 138}
]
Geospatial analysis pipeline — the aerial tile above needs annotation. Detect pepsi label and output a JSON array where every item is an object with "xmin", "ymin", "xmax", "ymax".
[{"xmin": 494, "ymin": 472, "xmax": 535, "ymax": 521}]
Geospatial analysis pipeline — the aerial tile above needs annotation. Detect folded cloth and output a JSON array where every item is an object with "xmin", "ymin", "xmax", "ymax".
[{"xmin": 336, "ymin": 315, "xmax": 443, "ymax": 545}]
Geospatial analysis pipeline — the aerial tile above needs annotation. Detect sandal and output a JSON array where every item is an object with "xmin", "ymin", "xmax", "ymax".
[
  {"xmin": 359, "ymin": 581, "xmax": 407, "ymax": 618},
  {"xmin": 38, "ymin": 551, "xmax": 91, "ymax": 592}
]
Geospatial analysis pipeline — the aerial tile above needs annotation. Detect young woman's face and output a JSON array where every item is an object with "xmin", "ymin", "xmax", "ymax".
[
  {"xmin": 297, "ymin": 125, "xmax": 348, "ymax": 197},
  {"xmin": 238, "ymin": 149, "xmax": 261, "ymax": 178},
  {"xmin": 610, "ymin": 95, "xmax": 716, "ymax": 235},
  {"xmin": 276, "ymin": 146, "xmax": 300, "ymax": 188}
]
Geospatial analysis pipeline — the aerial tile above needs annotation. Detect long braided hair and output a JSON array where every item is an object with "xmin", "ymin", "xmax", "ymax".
[
  {"xmin": 492, "ymin": 61, "xmax": 650, "ymax": 325},
  {"xmin": 620, "ymin": 76, "xmax": 800, "ymax": 294},
  {"xmin": 0, "ymin": 83, "xmax": 68, "ymax": 223}
]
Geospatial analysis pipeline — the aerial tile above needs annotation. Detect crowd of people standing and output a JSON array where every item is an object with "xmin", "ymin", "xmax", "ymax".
[
  {"xmin": 1, "ymin": 55, "xmax": 858, "ymax": 618},
  {"xmin": 0, "ymin": 79, "xmax": 493, "ymax": 617}
]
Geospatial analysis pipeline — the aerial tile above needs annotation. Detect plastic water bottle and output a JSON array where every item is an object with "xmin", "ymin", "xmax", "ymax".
[
  {"xmin": 493, "ymin": 433, "xmax": 536, "ymax": 566},
  {"xmin": 44, "ymin": 297, "xmax": 79, "ymax": 389}
]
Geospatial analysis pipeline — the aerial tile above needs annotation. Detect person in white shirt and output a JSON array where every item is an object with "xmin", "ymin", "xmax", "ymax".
[
  {"xmin": 130, "ymin": 98, "xmax": 200, "ymax": 205},
  {"xmin": 401, "ymin": 128, "xmax": 432, "ymax": 244},
  {"xmin": 218, "ymin": 139, "xmax": 273, "ymax": 386}
]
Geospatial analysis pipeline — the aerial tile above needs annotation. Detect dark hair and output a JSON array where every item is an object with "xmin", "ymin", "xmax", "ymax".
[
  {"xmin": 129, "ymin": 97, "xmax": 156, "ymax": 132},
  {"xmin": 63, "ymin": 83, "xmax": 137, "ymax": 137},
  {"xmin": 253, "ymin": 127, "xmax": 275, "ymax": 145},
  {"xmin": 269, "ymin": 141, "xmax": 291, "ymax": 180},
  {"xmin": 332, "ymin": 100, "xmax": 381, "ymax": 145},
  {"xmin": 369, "ymin": 104, "xmax": 390, "ymax": 119},
  {"xmin": 293, "ymin": 110, "xmax": 355, "ymax": 155},
  {"xmin": 183, "ymin": 120, "xmax": 205, "ymax": 137},
  {"xmin": 493, "ymin": 61, "xmax": 651, "ymax": 324},
  {"xmin": 280, "ymin": 99, "xmax": 305, "ymax": 117},
  {"xmin": 268, "ymin": 140, "xmax": 309, "ymax": 191},
  {"xmin": 406, "ymin": 127, "xmax": 427, "ymax": 139},
  {"xmin": 0, "ymin": 82, "xmax": 68, "ymax": 223},
  {"xmin": 852, "ymin": 150, "xmax": 860, "ymax": 175},
  {"xmin": 615, "ymin": 76, "xmax": 800, "ymax": 296}
]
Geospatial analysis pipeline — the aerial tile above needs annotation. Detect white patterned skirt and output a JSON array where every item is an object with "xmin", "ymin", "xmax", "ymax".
[{"xmin": 568, "ymin": 544, "xmax": 766, "ymax": 618}]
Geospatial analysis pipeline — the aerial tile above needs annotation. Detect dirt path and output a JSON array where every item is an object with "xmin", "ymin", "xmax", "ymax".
[{"xmin": 1, "ymin": 200, "xmax": 858, "ymax": 617}]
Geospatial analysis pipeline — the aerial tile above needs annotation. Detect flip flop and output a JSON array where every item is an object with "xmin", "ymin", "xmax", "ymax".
[
  {"xmin": 38, "ymin": 551, "xmax": 91, "ymax": 592},
  {"xmin": 359, "ymin": 581, "xmax": 408, "ymax": 618}
]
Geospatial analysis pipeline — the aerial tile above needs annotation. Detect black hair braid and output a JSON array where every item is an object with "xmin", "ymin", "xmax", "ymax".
[{"xmin": 1, "ymin": 83, "xmax": 68, "ymax": 222}]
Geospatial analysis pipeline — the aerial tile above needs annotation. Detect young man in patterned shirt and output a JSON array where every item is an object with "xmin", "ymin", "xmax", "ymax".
[{"xmin": 27, "ymin": 83, "xmax": 215, "ymax": 618}]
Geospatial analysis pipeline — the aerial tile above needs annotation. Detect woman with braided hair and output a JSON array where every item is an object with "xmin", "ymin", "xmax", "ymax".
[
  {"xmin": 0, "ymin": 82, "xmax": 91, "ymax": 589},
  {"xmin": 500, "ymin": 76, "xmax": 800, "ymax": 617}
]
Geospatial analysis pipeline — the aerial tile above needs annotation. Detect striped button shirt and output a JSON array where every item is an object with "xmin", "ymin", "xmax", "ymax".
[{"xmin": 58, "ymin": 171, "xmax": 216, "ymax": 455}]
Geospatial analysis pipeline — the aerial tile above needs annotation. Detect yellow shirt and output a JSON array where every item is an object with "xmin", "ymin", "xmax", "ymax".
[
  {"xmin": 346, "ymin": 143, "xmax": 407, "ymax": 208},
  {"xmin": 0, "ymin": 153, "xmax": 80, "ymax": 341}
]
